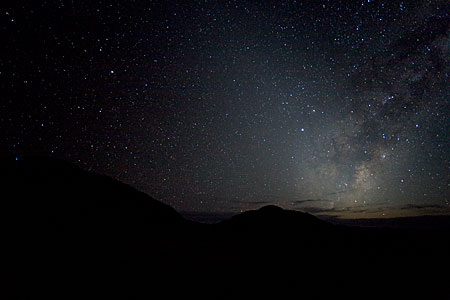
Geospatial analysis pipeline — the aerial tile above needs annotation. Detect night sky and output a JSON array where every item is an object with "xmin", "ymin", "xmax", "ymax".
[{"xmin": 2, "ymin": 0, "xmax": 449, "ymax": 218}]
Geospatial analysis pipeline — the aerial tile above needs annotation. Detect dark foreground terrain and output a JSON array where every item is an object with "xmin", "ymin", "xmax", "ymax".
[{"xmin": 2, "ymin": 157, "xmax": 449, "ymax": 299}]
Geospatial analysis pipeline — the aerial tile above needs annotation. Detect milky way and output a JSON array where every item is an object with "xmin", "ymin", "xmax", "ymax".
[{"xmin": 2, "ymin": 0, "xmax": 449, "ymax": 218}]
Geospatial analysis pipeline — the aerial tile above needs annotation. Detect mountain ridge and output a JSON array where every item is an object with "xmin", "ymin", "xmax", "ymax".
[
  {"xmin": 2, "ymin": 156, "xmax": 449, "ymax": 299},
  {"xmin": 2, "ymin": 155, "xmax": 185, "ymax": 225}
]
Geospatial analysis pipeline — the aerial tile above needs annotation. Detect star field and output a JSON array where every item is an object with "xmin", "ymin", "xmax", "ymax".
[{"xmin": 2, "ymin": 0, "xmax": 449, "ymax": 218}]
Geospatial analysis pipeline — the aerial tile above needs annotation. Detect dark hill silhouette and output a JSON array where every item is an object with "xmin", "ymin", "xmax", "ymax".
[
  {"xmin": 220, "ymin": 204, "xmax": 332, "ymax": 232},
  {"xmin": 1, "ymin": 156, "xmax": 449, "ymax": 299},
  {"xmin": 1, "ymin": 156, "xmax": 202, "ymax": 298},
  {"xmin": 2, "ymin": 156, "xmax": 184, "ymax": 225}
]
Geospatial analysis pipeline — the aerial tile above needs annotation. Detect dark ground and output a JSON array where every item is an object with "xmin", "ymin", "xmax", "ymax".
[{"xmin": 2, "ymin": 156, "xmax": 449, "ymax": 299}]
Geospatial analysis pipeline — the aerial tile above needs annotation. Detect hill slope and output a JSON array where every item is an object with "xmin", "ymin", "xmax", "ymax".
[
  {"xmin": 1, "ymin": 156, "xmax": 449, "ymax": 299},
  {"xmin": 2, "ymin": 156, "xmax": 184, "ymax": 225}
]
